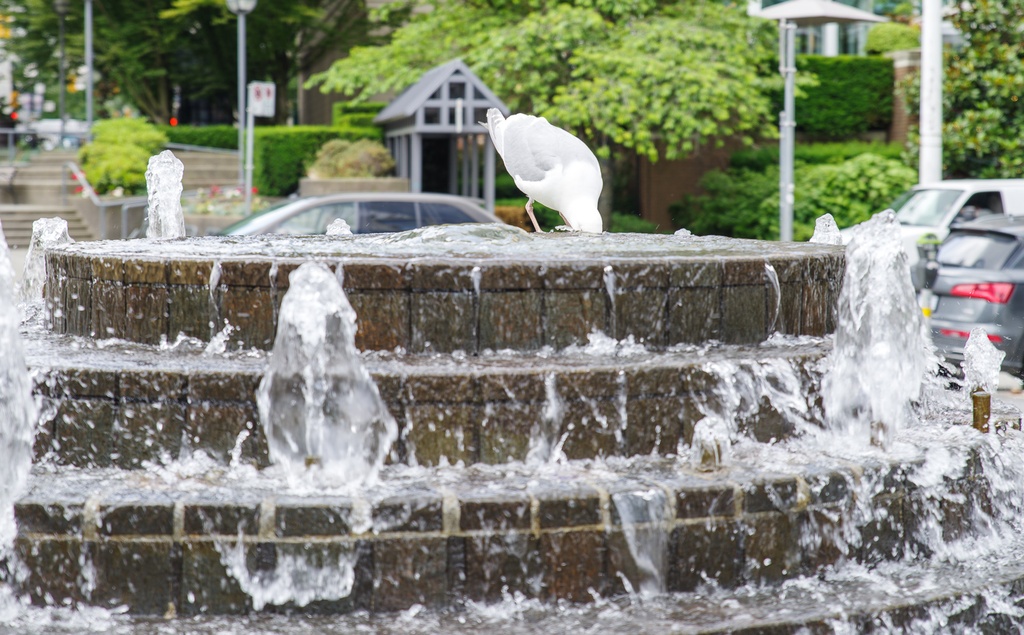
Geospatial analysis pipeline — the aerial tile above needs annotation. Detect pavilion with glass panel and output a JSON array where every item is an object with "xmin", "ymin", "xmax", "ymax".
[{"xmin": 374, "ymin": 59, "xmax": 508, "ymax": 213}]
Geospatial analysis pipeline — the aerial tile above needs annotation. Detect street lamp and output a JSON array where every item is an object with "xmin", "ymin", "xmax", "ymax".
[
  {"xmin": 226, "ymin": 0, "xmax": 257, "ymax": 187},
  {"xmin": 53, "ymin": 0, "xmax": 68, "ymax": 146}
]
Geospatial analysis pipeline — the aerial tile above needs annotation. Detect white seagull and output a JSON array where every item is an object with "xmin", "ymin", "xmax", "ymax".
[{"xmin": 484, "ymin": 108, "xmax": 603, "ymax": 233}]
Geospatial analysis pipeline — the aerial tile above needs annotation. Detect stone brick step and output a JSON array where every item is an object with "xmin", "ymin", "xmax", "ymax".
[
  {"xmin": 11, "ymin": 448, "xmax": 941, "ymax": 617},
  {"xmin": 0, "ymin": 205, "xmax": 96, "ymax": 247},
  {"xmin": 25, "ymin": 329, "xmax": 829, "ymax": 469},
  {"xmin": 42, "ymin": 235, "xmax": 846, "ymax": 353}
]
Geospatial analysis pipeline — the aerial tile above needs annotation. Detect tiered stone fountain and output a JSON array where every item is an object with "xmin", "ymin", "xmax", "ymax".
[{"xmin": 4, "ymin": 188, "xmax": 1024, "ymax": 632}]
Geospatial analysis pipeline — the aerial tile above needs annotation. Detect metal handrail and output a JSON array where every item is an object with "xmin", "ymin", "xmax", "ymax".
[{"xmin": 60, "ymin": 161, "xmax": 146, "ymax": 240}]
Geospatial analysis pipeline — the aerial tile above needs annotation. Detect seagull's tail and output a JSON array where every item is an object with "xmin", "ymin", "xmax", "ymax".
[{"xmin": 482, "ymin": 108, "xmax": 506, "ymax": 156}]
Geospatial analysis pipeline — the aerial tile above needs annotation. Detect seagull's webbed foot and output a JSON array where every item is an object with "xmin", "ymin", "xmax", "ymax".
[{"xmin": 525, "ymin": 198, "xmax": 542, "ymax": 233}]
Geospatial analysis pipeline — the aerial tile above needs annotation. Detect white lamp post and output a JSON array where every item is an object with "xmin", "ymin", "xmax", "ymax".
[
  {"xmin": 919, "ymin": 0, "xmax": 943, "ymax": 184},
  {"xmin": 226, "ymin": 0, "xmax": 257, "ymax": 187},
  {"xmin": 756, "ymin": 0, "xmax": 886, "ymax": 242}
]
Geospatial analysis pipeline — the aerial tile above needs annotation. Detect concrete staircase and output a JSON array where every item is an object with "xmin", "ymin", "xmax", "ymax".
[
  {"xmin": 0, "ymin": 204, "xmax": 97, "ymax": 248},
  {"xmin": 0, "ymin": 148, "xmax": 239, "ymax": 242}
]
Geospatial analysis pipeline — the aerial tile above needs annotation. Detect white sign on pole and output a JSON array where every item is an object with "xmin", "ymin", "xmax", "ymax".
[{"xmin": 247, "ymin": 81, "xmax": 275, "ymax": 118}]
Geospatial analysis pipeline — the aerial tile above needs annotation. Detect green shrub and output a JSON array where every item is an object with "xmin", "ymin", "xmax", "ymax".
[
  {"xmin": 77, "ymin": 141, "xmax": 154, "ymax": 195},
  {"xmin": 730, "ymin": 141, "xmax": 904, "ymax": 172},
  {"xmin": 796, "ymin": 55, "xmax": 894, "ymax": 139},
  {"xmin": 308, "ymin": 139, "xmax": 395, "ymax": 178},
  {"xmin": 670, "ymin": 167, "xmax": 779, "ymax": 239},
  {"xmin": 89, "ymin": 118, "xmax": 167, "ymax": 154},
  {"xmin": 792, "ymin": 152, "xmax": 917, "ymax": 239},
  {"xmin": 79, "ymin": 119, "xmax": 168, "ymax": 194},
  {"xmin": 609, "ymin": 212, "xmax": 663, "ymax": 233},
  {"xmin": 159, "ymin": 125, "xmax": 238, "ymax": 150},
  {"xmin": 866, "ymin": 22, "xmax": 920, "ymax": 55},
  {"xmin": 251, "ymin": 125, "xmax": 383, "ymax": 196},
  {"xmin": 671, "ymin": 151, "xmax": 916, "ymax": 240}
]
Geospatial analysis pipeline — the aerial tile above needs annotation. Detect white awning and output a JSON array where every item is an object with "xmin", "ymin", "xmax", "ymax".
[{"xmin": 756, "ymin": 0, "xmax": 889, "ymax": 25}]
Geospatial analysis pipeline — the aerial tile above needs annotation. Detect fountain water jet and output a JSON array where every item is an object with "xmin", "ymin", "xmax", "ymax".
[
  {"xmin": 256, "ymin": 261, "xmax": 396, "ymax": 481},
  {"xmin": 145, "ymin": 150, "xmax": 185, "ymax": 240},
  {"xmin": 19, "ymin": 218, "xmax": 73, "ymax": 304},
  {"xmin": 0, "ymin": 223, "xmax": 37, "ymax": 617},
  {"xmin": 823, "ymin": 210, "xmax": 934, "ymax": 448}
]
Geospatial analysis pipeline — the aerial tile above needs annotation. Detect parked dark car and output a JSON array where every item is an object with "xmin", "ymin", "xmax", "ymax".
[
  {"xmin": 929, "ymin": 216, "xmax": 1024, "ymax": 377},
  {"xmin": 219, "ymin": 192, "xmax": 502, "ymax": 236}
]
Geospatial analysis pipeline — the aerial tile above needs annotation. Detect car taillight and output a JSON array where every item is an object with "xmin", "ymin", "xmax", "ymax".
[
  {"xmin": 938, "ymin": 328, "xmax": 1004, "ymax": 343},
  {"xmin": 950, "ymin": 282, "xmax": 1015, "ymax": 304}
]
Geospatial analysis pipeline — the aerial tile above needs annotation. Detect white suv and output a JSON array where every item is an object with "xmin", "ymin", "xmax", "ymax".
[{"xmin": 890, "ymin": 180, "xmax": 1024, "ymax": 288}]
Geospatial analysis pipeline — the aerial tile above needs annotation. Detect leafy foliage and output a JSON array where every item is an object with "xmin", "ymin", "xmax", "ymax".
[
  {"xmin": 936, "ymin": 0, "xmax": 1024, "ymax": 178},
  {"xmin": 865, "ymin": 22, "xmax": 921, "ymax": 55},
  {"xmin": 0, "ymin": 0, "xmax": 390, "ymax": 124},
  {"xmin": 795, "ymin": 56, "xmax": 894, "ymax": 139},
  {"xmin": 671, "ymin": 149, "xmax": 916, "ymax": 240},
  {"xmin": 308, "ymin": 139, "xmax": 396, "ymax": 178},
  {"xmin": 309, "ymin": 0, "xmax": 779, "ymax": 162},
  {"xmin": 78, "ymin": 119, "xmax": 169, "ymax": 194}
]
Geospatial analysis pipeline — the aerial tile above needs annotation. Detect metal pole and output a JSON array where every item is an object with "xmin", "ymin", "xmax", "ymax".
[
  {"xmin": 919, "ymin": 0, "xmax": 943, "ymax": 184},
  {"xmin": 778, "ymin": 19, "xmax": 796, "ymax": 242},
  {"xmin": 58, "ymin": 10, "xmax": 66, "ymax": 145},
  {"xmin": 85, "ymin": 0, "xmax": 93, "ymax": 140},
  {"xmin": 244, "ymin": 103, "xmax": 254, "ymax": 215},
  {"xmin": 236, "ymin": 12, "xmax": 246, "ymax": 186}
]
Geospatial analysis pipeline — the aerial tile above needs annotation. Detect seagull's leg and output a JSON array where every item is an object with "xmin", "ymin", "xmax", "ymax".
[{"xmin": 525, "ymin": 198, "xmax": 542, "ymax": 233}]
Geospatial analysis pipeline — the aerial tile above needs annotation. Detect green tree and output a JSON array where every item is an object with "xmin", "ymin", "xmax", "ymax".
[
  {"xmin": 0, "ymin": 0, "xmax": 385, "ymax": 124},
  {"xmin": 309, "ymin": 1, "xmax": 780, "ymax": 164},
  {"xmin": 912, "ymin": 0, "xmax": 1024, "ymax": 178}
]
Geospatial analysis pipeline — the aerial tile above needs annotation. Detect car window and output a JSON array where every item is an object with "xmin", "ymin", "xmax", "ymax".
[
  {"xmin": 312, "ymin": 202, "xmax": 357, "ymax": 233},
  {"xmin": 420, "ymin": 203, "xmax": 476, "ymax": 226},
  {"xmin": 893, "ymin": 189, "xmax": 964, "ymax": 227},
  {"xmin": 359, "ymin": 201, "xmax": 418, "ymax": 233},
  {"xmin": 937, "ymin": 232, "xmax": 1019, "ymax": 269},
  {"xmin": 273, "ymin": 205, "xmax": 331, "ymax": 235},
  {"xmin": 952, "ymin": 192, "xmax": 1004, "ymax": 224}
]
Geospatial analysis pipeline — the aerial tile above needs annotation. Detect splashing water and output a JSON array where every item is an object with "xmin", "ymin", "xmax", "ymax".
[
  {"xmin": 823, "ymin": 210, "xmax": 934, "ymax": 448},
  {"xmin": 809, "ymin": 213, "xmax": 843, "ymax": 245},
  {"xmin": 0, "ymin": 222, "xmax": 37, "ymax": 614},
  {"xmin": 256, "ymin": 262, "xmax": 397, "ymax": 482},
  {"xmin": 19, "ymin": 218, "xmax": 73, "ymax": 303},
  {"xmin": 145, "ymin": 150, "xmax": 185, "ymax": 240},
  {"xmin": 326, "ymin": 219, "xmax": 352, "ymax": 236},
  {"xmin": 963, "ymin": 327, "xmax": 1004, "ymax": 394},
  {"xmin": 611, "ymin": 489, "xmax": 668, "ymax": 597}
]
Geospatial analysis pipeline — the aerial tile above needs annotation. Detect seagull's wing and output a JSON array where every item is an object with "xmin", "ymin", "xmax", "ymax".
[{"xmin": 501, "ymin": 115, "xmax": 567, "ymax": 184}]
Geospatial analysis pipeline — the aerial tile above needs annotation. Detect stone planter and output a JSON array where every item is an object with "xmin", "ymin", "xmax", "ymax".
[{"xmin": 299, "ymin": 177, "xmax": 410, "ymax": 197}]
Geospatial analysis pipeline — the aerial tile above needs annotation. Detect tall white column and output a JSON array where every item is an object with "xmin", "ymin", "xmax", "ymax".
[
  {"xmin": 778, "ymin": 19, "xmax": 797, "ymax": 242},
  {"xmin": 919, "ymin": 0, "xmax": 943, "ymax": 184}
]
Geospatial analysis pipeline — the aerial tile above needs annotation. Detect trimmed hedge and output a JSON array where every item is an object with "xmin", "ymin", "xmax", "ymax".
[
  {"xmin": 796, "ymin": 55, "xmax": 894, "ymax": 139},
  {"xmin": 730, "ymin": 141, "xmax": 905, "ymax": 172},
  {"xmin": 251, "ymin": 125, "xmax": 383, "ymax": 196},
  {"xmin": 332, "ymin": 101, "xmax": 386, "ymax": 128},
  {"xmin": 159, "ymin": 125, "xmax": 238, "ymax": 149},
  {"xmin": 866, "ymin": 22, "xmax": 920, "ymax": 55}
]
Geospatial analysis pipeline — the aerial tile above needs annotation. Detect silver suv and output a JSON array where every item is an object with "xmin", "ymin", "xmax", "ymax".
[{"xmin": 930, "ymin": 216, "xmax": 1024, "ymax": 378}]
